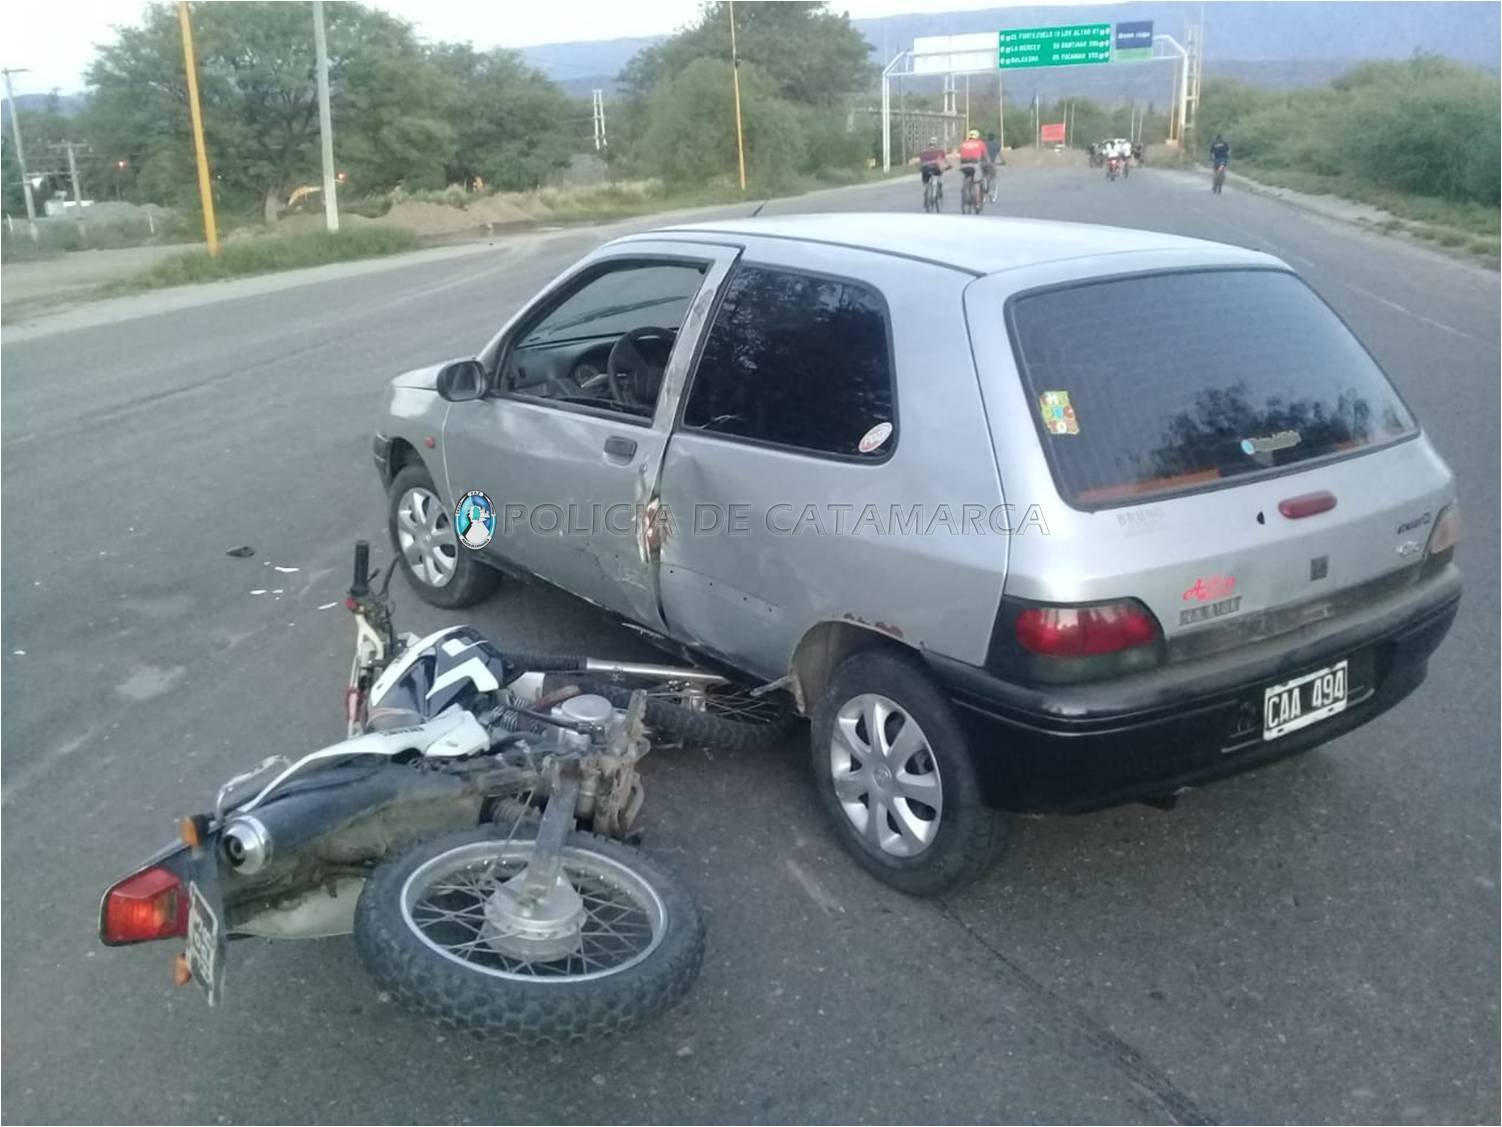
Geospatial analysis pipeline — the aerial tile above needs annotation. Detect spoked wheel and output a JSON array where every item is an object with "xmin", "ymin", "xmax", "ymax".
[
  {"xmin": 583, "ymin": 676, "xmax": 796, "ymax": 754},
  {"xmin": 355, "ymin": 829, "xmax": 706, "ymax": 1044}
]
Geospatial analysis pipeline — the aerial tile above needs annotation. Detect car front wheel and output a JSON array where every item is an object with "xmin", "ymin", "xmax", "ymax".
[
  {"xmin": 387, "ymin": 463, "xmax": 499, "ymax": 609},
  {"xmin": 810, "ymin": 649, "xmax": 1008, "ymax": 896}
]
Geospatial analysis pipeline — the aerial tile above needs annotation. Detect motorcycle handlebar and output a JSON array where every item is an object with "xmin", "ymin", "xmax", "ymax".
[{"xmin": 351, "ymin": 541, "xmax": 371, "ymax": 597}]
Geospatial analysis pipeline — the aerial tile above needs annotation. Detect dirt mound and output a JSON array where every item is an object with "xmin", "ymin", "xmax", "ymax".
[
  {"xmin": 468, "ymin": 194, "xmax": 545, "ymax": 226},
  {"xmin": 375, "ymin": 200, "xmax": 485, "ymax": 236}
]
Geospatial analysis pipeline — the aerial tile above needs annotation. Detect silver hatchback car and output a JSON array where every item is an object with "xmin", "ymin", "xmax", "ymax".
[{"xmin": 374, "ymin": 215, "xmax": 1461, "ymax": 894}]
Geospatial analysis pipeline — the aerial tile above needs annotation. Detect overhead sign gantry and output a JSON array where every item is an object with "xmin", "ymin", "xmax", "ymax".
[{"xmin": 879, "ymin": 22, "xmax": 1193, "ymax": 171}]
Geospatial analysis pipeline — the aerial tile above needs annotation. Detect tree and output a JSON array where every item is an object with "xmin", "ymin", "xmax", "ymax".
[
  {"xmin": 622, "ymin": 1, "xmax": 874, "ymax": 104},
  {"xmin": 432, "ymin": 46, "xmax": 576, "ymax": 191},
  {"xmin": 639, "ymin": 59, "xmax": 804, "ymax": 189},
  {"xmin": 84, "ymin": 1, "xmax": 457, "ymax": 219}
]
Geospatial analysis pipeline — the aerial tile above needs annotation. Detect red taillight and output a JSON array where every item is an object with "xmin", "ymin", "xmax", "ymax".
[
  {"xmin": 1278, "ymin": 491, "xmax": 1337, "ymax": 519},
  {"xmin": 1015, "ymin": 601, "xmax": 1162, "ymax": 657},
  {"xmin": 101, "ymin": 866, "xmax": 188, "ymax": 946},
  {"xmin": 1428, "ymin": 503, "xmax": 1460, "ymax": 556}
]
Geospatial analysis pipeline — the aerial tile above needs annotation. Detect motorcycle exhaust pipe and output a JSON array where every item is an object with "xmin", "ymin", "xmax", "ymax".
[{"xmin": 220, "ymin": 765, "xmax": 480, "ymax": 877}]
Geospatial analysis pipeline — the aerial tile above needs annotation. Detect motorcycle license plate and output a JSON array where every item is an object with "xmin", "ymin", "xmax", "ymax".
[
  {"xmin": 186, "ymin": 880, "xmax": 224, "ymax": 1005},
  {"xmin": 1262, "ymin": 660, "xmax": 1348, "ymax": 741}
]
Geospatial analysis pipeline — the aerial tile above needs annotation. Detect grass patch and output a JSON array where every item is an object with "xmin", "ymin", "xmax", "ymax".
[
  {"xmin": 106, "ymin": 227, "xmax": 420, "ymax": 292},
  {"xmin": 1233, "ymin": 164, "xmax": 1499, "ymax": 237},
  {"xmin": 522, "ymin": 166, "xmax": 903, "ymax": 224},
  {"xmin": 2, "ymin": 213, "xmax": 196, "ymax": 261}
]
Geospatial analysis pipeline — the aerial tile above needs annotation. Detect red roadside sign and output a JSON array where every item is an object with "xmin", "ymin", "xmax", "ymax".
[{"xmin": 1040, "ymin": 122, "xmax": 1067, "ymax": 144}]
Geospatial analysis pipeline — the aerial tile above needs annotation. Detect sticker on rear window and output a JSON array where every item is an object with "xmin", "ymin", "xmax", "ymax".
[
  {"xmin": 1240, "ymin": 430, "xmax": 1301, "ymax": 456},
  {"xmin": 858, "ymin": 421, "xmax": 893, "ymax": 454},
  {"xmin": 1038, "ymin": 390, "xmax": 1079, "ymax": 436}
]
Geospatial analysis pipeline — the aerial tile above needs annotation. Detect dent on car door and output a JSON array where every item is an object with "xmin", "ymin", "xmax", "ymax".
[
  {"xmin": 656, "ymin": 262, "xmax": 906, "ymax": 678},
  {"xmin": 441, "ymin": 245, "xmax": 740, "ymax": 627},
  {"xmin": 657, "ymin": 257, "xmax": 1005, "ymax": 679}
]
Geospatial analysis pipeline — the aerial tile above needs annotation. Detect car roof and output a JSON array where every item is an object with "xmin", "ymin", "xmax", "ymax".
[{"xmin": 650, "ymin": 214, "xmax": 1280, "ymax": 277}]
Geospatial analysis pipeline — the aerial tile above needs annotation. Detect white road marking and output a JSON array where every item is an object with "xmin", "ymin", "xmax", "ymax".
[{"xmin": 1342, "ymin": 282, "xmax": 1490, "ymax": 345}]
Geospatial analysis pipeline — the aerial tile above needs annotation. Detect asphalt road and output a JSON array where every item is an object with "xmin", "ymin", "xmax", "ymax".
[{"xmin": 3, "ymin": 165, "xmax": 1497, "ymax": 1125}]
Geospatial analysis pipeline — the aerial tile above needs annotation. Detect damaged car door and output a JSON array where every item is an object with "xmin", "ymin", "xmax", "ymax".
[{"xmin": 441, "ymin": 242, "xmax": 740, "ymax": 628}]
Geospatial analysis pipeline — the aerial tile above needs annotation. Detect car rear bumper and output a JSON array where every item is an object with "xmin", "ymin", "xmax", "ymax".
[{"xmin": 927, "ymin": 566, "xmax": 1461, "ymax": 814}]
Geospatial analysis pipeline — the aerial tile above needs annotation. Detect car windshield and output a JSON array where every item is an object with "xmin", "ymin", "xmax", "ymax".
[{"xmin": 1007, "ymin": 269, "xmax": 1418, "ymax": 507}]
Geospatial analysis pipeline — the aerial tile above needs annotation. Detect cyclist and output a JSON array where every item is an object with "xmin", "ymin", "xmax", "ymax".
[
  {"xmin": 958, "ymin": 129, "xmax": 988, "ymax": 208},
  {"xmin": 1210, "ymin": 134, "xmax": 1230, "ymax": 171},
  {"xmin": 918, "ymin": 136, "xmax": 948, "ymax": 206},
  {"xmin": 1210, "ymin": 134, "xmax": 1230, "ymax": 193},
  {"xmin": 982, "ymin": 131, "xmax": 1000, "ymax": 195}
]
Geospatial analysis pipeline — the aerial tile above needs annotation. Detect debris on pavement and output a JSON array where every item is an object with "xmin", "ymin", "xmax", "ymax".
[{"xmin": 226, "ymin": 545, "xmax": 255, "ymax": 558}]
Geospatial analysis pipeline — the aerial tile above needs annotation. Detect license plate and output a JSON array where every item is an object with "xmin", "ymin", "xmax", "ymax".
[
  {"xmin": 186, "ymin": 880, "xmax": 222, "ymax": 1005},
  {"xmin": 1262, "ymin": 660, "xmax": 1348, "ymax": 741}
]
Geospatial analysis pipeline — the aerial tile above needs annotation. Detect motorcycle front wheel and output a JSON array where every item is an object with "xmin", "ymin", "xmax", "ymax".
[{"xmin": 354, "ymin": 829, "xmax": 706, "ymax": 1044}]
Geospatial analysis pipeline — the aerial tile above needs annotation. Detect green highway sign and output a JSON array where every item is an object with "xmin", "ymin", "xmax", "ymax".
[{"xmin": 997, "ymin": 24, "xmax": 1113, "ymax": 70}]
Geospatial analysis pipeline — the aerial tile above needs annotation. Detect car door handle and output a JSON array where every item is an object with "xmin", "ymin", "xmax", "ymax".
[{"xmin": 604, "ymin": 435, "xmax": 637, "ymax": 461}]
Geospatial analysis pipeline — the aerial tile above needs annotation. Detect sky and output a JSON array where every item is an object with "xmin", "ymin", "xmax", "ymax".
[{"xmin": 1, "ymin": 0, "xmax": 1100, "ymax": 96}]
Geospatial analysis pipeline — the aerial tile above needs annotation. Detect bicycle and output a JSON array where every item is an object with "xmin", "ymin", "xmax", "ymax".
[
  {"xmin": 922, "ymin": 173, "xmax": 943, "ymax": 213},
  {"xmin": 959, "ymin": 167, "xmax": 984, "ymax": 215}
]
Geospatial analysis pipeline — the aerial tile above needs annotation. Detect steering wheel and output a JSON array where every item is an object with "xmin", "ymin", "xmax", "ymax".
[{"xmin": 606, "ymin": 327, "xmax": 676, "ymax": 411}]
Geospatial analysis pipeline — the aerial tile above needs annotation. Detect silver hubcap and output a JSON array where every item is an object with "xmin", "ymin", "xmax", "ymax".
[
  {"xmin": 395, "ymin": 486, "xmax": 457, "ymax": 588},
  {"xmin": 830, "ymin": 693, "xmax": 944, "ymax": 858},
  {"xmin": 400, "ymin": 841, "xmax": 666, "ymax": 981}
]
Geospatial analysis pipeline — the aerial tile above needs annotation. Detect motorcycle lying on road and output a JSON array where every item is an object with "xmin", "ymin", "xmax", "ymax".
[{"xmin": 99, "ymin": 541, "xmax": 787, "ymax": 1044}]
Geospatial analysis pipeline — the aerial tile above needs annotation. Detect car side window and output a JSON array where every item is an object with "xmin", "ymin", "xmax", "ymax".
[
  {"xmin": 682, "ymin": 265, "xmax": 895, "ymax": 458},
  {"xmin": 499, "ymin": 261, "xmax": 707, "ymax": 421}
]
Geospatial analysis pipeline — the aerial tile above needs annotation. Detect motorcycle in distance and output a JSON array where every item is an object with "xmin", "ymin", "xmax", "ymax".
[
  {"xmin": 99, "ymin": 541, "xmax": 788, "ymax": 1044},
  {"xmin": 1106, "ymin": 154, "xmax": 1122, "ymax": 181}
]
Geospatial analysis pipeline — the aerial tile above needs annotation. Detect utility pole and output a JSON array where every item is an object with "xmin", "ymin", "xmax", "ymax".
[
  {"xmin": 48, "ymin": 140, "xmax": 90, "ymax": 215},
  {"xmin": 177, "ymin": 1, "xmax": 219, "ymax": 254},
  {"xmin": 728, "ymin": 0, "xmax": 747, "ymax": 192},
  {"xmin": 591, "ymin": 89, "xmax": 601, "ymax": 151},
  {"xmin": 312, "ymin": 0, "xmax": 339, "ymax": 232},
  {"xmin": 591, "ymin": 89, "xmax": 608, "ymax": 152},
  {"xmin": 1, "ymin": 67, "xmax": 39, "ymax": 235},
  {"xmin": 997, "ymin": 72, "xmax": 1004, "ymax": 150}
]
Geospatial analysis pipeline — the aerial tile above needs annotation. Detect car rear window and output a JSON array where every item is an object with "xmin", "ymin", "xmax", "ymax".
[{"xmin": 1007, "ymin": 269, "xmax": 1418, "ymax": 507}]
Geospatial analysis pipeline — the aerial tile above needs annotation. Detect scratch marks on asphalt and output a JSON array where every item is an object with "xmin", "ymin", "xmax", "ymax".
[
  {"xmin": 2, "ymin": 726, "xmax": 99, "ymax": 805},
  {"xmin": 939, "ymin": 902, "xmax": 1217, "ymax": 1126},
  {"xmin": 114, "ymin": 663, "xmax": 187, "ymax": 702},
  {"xmin": 784, "ymin": 858, "xmax": 846, "ymax": 916}
]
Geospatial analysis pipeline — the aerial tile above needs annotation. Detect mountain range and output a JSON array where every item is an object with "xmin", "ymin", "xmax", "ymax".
[{"xmin": 523, "ymin": 1, "xmax": 1500, "ymax": 96}]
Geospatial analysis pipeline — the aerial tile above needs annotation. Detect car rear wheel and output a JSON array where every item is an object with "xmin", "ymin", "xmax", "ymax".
[
  {"xmin": 810, "ymin": 649, "xmax": 1008, "ymax": 896},
  {"xmin": 387, "ymin": 463, "xmax": 499, "ymax": 609}
]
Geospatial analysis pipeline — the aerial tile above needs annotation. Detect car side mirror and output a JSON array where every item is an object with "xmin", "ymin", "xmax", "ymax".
[{"xmin": 436, "ymin": 359, "xmax": 487, "ymax": 402}]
